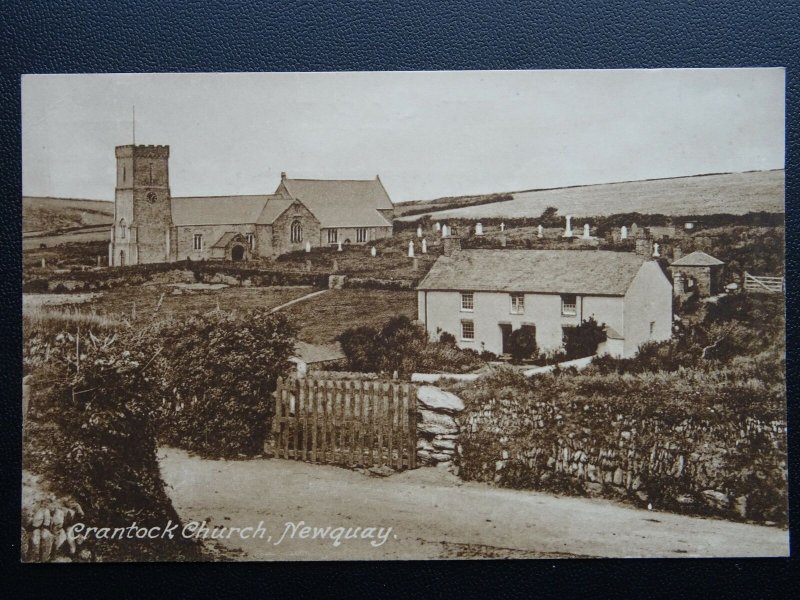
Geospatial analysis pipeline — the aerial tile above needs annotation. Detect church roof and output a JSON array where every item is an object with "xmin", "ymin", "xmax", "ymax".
[
  {"xmin": 171, "ymin": 194, "xmax": 290, "ymax": 226},
  {"xmin": 279, "ymin": 178, "xmax": 393, "ymax": 228},
  {"xmin": 417, "ymin": 249, "xmax": 647, "ymax": 296},
  {"xmin": 670, "ymin": 251, "xmax": 724, "ymax": 267}
]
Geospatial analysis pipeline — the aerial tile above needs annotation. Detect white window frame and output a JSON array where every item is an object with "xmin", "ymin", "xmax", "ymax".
[
  {"xmin": 327, "ymin": 228, "xmax": 338, "ymax": 244},
  {"xmin": 460, "ymin": 291, "xmax": 474, "ymax": 312},
  {"xmin": 193, "ymin": 233, "xmax": 203, "ymax": 250},
  {"xmin": 461, "ymin": 319, "xmax": 475, "ymax": 341},
  {"xmin": 510, "ymin": 293, "xmax": 525, "ymax": 314},
  {"xmin": 246, "ymin": 233, "xmax": 255, "ymax": 249},
  {"xmin": 561, "ymin": 294, "xmax": 577, "ymax": 316},
  {"xmin": 356, "ymin": 227, "xmax": 368, "ymax": 243}
]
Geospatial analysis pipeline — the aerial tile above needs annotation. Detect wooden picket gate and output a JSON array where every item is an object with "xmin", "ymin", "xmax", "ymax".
[{"xmin": 267, "ymin": 376, "xmax": 418, "ymax": 470}]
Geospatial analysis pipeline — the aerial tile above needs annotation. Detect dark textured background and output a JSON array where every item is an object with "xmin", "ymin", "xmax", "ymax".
[{"xmin": 1, "ymin": 0, "xmax": 797, "ymax": 594}]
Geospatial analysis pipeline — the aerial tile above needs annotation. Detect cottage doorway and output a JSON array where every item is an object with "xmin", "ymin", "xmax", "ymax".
[
  {"xmin": 499, "ymin": 323, "xmax": 512, "ymax": 355},
  {"xmin": 231, "ymin": 245, "xmax": 245, "ymax": 261}
]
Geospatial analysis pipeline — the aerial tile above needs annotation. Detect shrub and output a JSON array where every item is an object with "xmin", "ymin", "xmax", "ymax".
[
  {"xmin": 23, "ymin": 324, "xmax": 201, "ymax": 560},
  {"xmin": 563, "ymin": 317, "xmax": 607, "ymax": 359},
  {"xmin": 438, "ymin": 331, "xmax": 457, "ymax": 346},
  {"xmin": 156, "ymin": 309, "xmax": 296, "ymax": 458},
  {"xmin": 507, "ymin": 327, "xmax": 538, "ymax": 363},
  {"xmin": 336, "ymin": 326, "xmax": 380, "ymax": 372}
]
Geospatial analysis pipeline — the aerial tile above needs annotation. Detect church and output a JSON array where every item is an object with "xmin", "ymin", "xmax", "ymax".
[{"xmin": 108, "ymin": 144, "xmax": 395, "ymax": 266}]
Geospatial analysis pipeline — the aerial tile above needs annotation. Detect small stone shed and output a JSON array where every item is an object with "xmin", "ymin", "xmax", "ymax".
[{"xmin": 668, "ymin": 251, "xmax": 725, "ymax": 297}]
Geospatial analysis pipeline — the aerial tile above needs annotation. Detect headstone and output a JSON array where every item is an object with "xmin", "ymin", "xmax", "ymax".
[
  {"xmin": 500, "ymin": 222, "xmax": 505, "ymax": 232},
  {"xmin": 97, "ymin": 255, "xmax": 101, "ymax": 267},
  {"xmin": 500, "ymin": 234, "xmax": 507, "ymax": 247},
  {"xmin": 332, "ymin": 258, "xmax": 338, "ymax": 272},
  {"xmin": 370, "ymin": 246, "xmax": 377, "ymax": 257},
  {"xmin": 421, "ymin": 238, "xmax": 427, "ymax": 254},
  {"xmin": 337, "ymin": 241, "xmax": 342, "ymax": 252},
  {"xmin": 621, "ymin": 225, "xmax": 628, "ymax": 239},
  {"xmin": 652, "ymin": 242, "xmax": 660, "ymax": 257},
  {"xmin": 583, "ymin": 223, "xmax": 591, "ymax": 239},
  {"xmin": 537, "ymin": 224, "xmax": 543, "ymax": 238},
  {"xmin": 441, "ymin": 224, "xmax": 448, "ymax": 237},
  {"xmin": 563, "ymin": 215, "xmax": 573, "ymax": 238},
  {"xmin": 41, "ymin": 258, "xmax": 46, "ymax": 268},
  {"xmin": 408, "ymin": 241, "xmax": 415, "ymax": 257},
  {"xmin": 435, "ymin": 222, "xmax": 441, "ymax": 232},
  {"xmin": 305, "ymin": 241, "xmax": 311, "ymax": 253},
  {"xmin": 475, "ymin": 222, "xmax": 483, "ymax": 236},
  {"xmin": 630, "ymin": 223, "xmax": 639, "ymax": 238},
  {"xmin": 416, "ymin": 225, "xmax": 423, "ymax": 238},
  {"xmin": 305, "ymin": 260, "xmax": 312, "ymax": 272}
]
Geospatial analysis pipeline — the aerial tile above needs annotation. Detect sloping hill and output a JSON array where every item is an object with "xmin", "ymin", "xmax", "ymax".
[
  {"xmin": 397, "ymin": 170, "xmax": 784, "ymax": 221},
  {"xmin": 23, "ymin": 196, "xmax": 113, "ymax": 233}
]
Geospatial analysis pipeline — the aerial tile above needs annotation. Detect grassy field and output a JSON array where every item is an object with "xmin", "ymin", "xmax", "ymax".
[
  {"xmin": 23, "ymin": 196, "xmax": 113, "ymax": 233},
  {"xmin": 278, "ymin": 288, "xmax": 417, "ymax": 344},
  {"xmin": 397, "ymin": 170, "xmax": 784, "ymax": 221}
]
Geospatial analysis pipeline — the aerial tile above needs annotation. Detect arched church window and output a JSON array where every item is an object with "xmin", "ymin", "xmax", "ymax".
[
  {"xmin": 290, "ymin": 220, "xmax": 303, "ymax": 243},
  {"xmin": 119, "ymin": 218, "xmax": 126, "ymax": 239}
]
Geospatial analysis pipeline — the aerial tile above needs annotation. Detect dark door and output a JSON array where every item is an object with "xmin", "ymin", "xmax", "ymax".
[
  {"xmin": 231, "ymin": 245, "xmax": 245, "ymax": 261},
  {"xmin": 499, "ymin": 323, "xmax": 512, "ymax": 354}
]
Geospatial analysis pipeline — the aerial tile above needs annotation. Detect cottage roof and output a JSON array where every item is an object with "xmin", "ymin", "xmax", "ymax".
[
  {"xmin": 171, "ymin": 194, "xmax": 290, "ymax": 226},
  {"xmin": 279, "ymin": 178, "xmax": 393, "ymax": 228},
  {"xmin": 670, "ymin": 251, "xmax": 724, "ymax": 267},
  {"xmin": 417, "ymin": 249, "xmax": 648, "ymax": 296}
]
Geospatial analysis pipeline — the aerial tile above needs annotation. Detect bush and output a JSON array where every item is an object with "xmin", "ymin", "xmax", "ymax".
[
  {"xmin": 508, "ymin": 327, "xmax": 538, "ymax": 363},
  {"xmin": 337, "ymin": 316, "xmax": 484, "ymax": 376},
  {"xmin": 156, "ymin": 309, "xmax": 296, "ymax": 458},
  {"xmin": 438, "ymin": 331, "xmax": 457, "ymax": 346},
  {"xmin": 563, "ymin": 317, "xmax": 607, "ymax": 359},
  {"xmin": 336, "ymin": 326, "xmax": 380, "ymax": 372},
  {"xmin": 23, "ymin": 324, "xmax": 202, "ymax": 560}
]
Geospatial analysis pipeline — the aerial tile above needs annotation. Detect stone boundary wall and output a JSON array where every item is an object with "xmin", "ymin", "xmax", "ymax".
[
  {"xmin": 415, "ymin": 385, "xmax": 464, "ymax": 468},
  {"xmin": 456, "ymin": 396, "xmax": 787, "ymax": 525}
]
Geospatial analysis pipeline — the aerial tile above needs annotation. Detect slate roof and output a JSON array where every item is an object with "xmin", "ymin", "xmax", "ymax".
[
  {"xmin": 279, "ymin": 178, "xmax": 393, "ymax": 228},
  {"xmin": 171, "ymin": 195, "xmax": 290, "ymax": 226},
  {"xmin": 417, "ymin": 249, "xmax": 647, "ymax": 296},
  {"xmin": 670, "ymin": 251, "xmax": 724, "ymax": 267}
]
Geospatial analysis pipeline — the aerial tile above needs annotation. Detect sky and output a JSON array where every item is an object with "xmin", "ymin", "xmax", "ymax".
[{"xmin": 21, "ymin": 69, "xmax": 784, "ymax": 203}]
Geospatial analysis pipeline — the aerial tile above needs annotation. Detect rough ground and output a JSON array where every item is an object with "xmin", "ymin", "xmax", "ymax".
[{"xmin": 159, "ymin": 448, "xmax": 788, "ymax": 560}]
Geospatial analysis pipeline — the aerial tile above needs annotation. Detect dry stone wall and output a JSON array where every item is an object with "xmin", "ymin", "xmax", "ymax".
[{"xmin": 455, "ymin": 392, "xmax": 787, "ymax": 525}]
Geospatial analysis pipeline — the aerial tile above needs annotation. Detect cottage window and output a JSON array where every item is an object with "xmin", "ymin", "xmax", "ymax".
[
  {"xmin": 510, "ymin": 293, "xmax": 525, "ymax": 314},
  {"xmin": 460, "ymin": 292, "xmax": 474, "ymax": 312},
  {"xmin": 291, "ymin": 221, "xmax": 303, "ymax": 243},
  {"xmin": 356, "ymin": 228, "xmax": 368, "ymax": 243},
  {"xmin": 561, "ymin": 294, "xmax": 577, "ymax": 316},
  {"xmin": 193, "ymin": 233, "xmax": 203, "ymax": 250},
  {"xmin": 119, "ymin": 218, "xmax": 126, "ymax": 239},
  {"xmin": 461, "ymin": 320, "xmax": 475, "ymax": 341},
  {"xmin": 246, "ymin": 233, "xmax": 255, "ymax": 249},
  {"xmin": 327, "ymin": 228, "xmax": 338, "ymax": 244}
]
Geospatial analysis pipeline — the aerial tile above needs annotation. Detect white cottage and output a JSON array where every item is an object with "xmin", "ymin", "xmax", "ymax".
[{"xmin": 416, "ymin": 243, "xmax": 672, "ymax": 358}]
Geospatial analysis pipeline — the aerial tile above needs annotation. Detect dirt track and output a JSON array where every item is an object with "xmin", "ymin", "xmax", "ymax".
[{"xmin": 159, "ymin": 448, "xmax": 789, "ymax": 560}]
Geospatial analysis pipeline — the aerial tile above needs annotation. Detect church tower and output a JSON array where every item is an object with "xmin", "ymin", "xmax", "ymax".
[{"xmin": 109, "ymin": 144, "xmax": 174, "ymax": 266}]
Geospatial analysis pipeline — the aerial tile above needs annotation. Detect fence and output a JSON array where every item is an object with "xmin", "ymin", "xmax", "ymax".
[
  {"xmin": 268, "ymin": 376, "xmax": 418, "ymax": 470},
  {"xmin": 744, "ymin": 272, "xmax": 784, "ymax": 294}
]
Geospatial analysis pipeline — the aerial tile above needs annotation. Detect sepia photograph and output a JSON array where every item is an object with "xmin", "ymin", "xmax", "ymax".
[{"xmin": 21, "ymin": 69, "xmax": 787, "ymax": 561}]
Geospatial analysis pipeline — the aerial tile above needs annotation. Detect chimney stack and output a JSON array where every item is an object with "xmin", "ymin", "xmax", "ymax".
[
  {"xmin": 281, "ymin": 171, "xmax": 287, "ymax": 180},
  {"xmin": 443, "ymin": 235, "xmax": 462, "ymax": 257}
]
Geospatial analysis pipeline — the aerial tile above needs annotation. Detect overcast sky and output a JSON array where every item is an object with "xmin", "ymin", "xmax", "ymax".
[{"xmin": 22, "ymin": 69, "xmax": 784, "ymax": 203}]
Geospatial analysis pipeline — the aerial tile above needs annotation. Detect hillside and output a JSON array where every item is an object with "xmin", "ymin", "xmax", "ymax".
[
  {"xmin": 23, "ymin": 196, "xmax": 113, "ymax": 233},
  {"xmin": 397, "ymin": 170, "xmax": 784, "ymax": 221}
]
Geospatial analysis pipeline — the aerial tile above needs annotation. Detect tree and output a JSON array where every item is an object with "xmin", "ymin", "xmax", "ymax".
[
  {"xmin": 539, "ymin": 206, "xmax": 560, "ymax": 227},
  {"xmin": 563, "ymin": 317, "xmax": 607, "ymax": 359},
  {"xmin": 508, "ymin": 327, "xmax": 538, "ymax": 363},
  {"xmin": 377, "ymin": 316, "xmax": 428, "ymax": 375}
]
